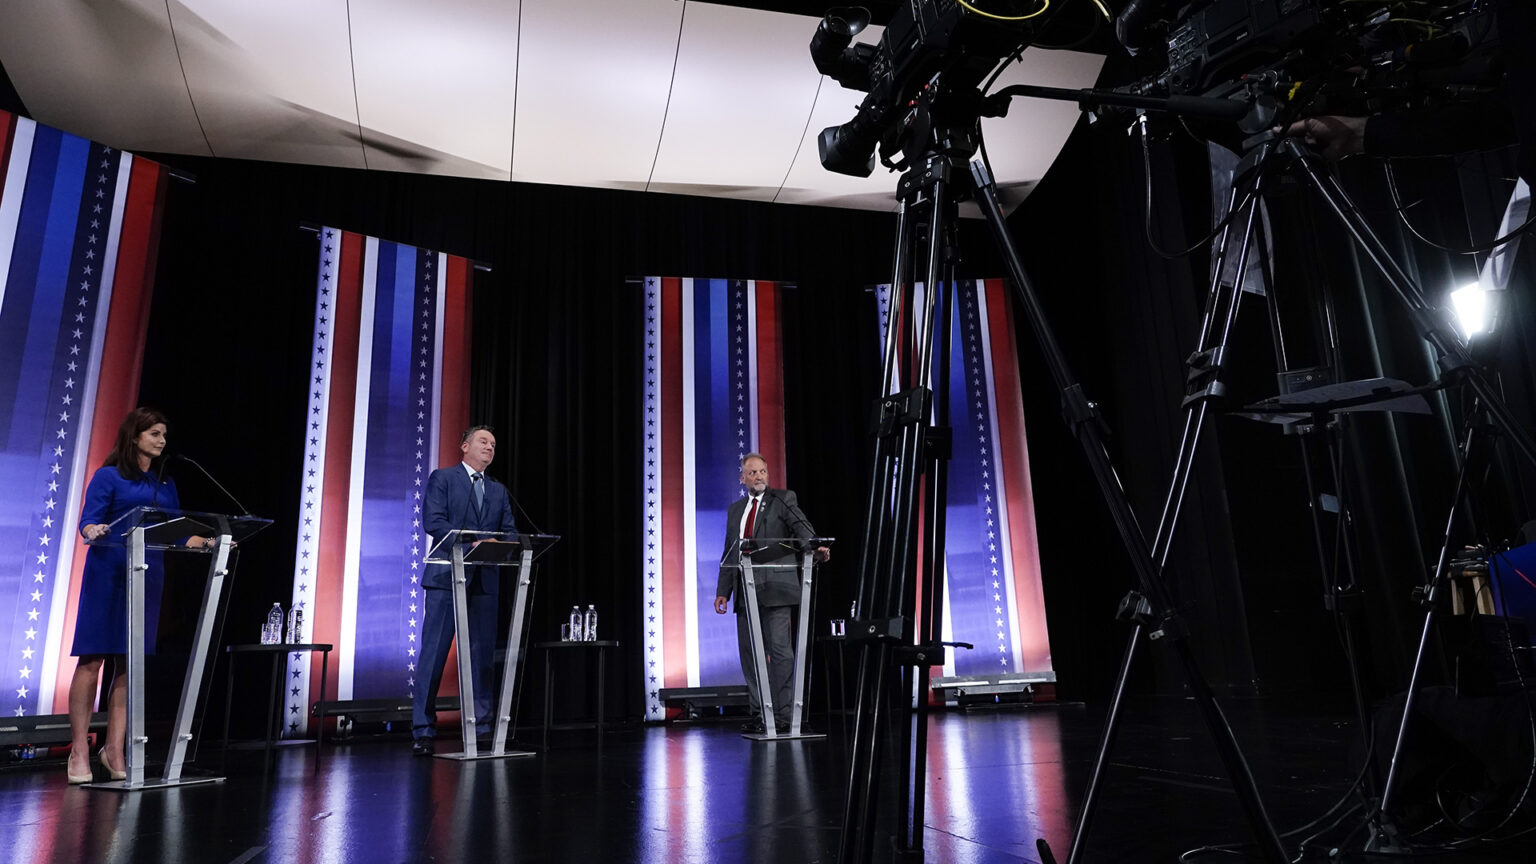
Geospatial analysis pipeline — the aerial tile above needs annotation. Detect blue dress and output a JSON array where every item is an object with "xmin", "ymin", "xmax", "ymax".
[{"xmin": 71, "ymin": 465, "xmax": 180, "ymax": 656}]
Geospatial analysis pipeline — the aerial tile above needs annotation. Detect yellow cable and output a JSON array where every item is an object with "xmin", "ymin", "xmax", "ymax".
[
  {"xmin": 1086, "ymin": 0, "xmax": 1111, "ymax": 24},
  {"xmin": 1389, "ymin": 17, "xmax": 1443, "ymax": 36},
  {"xmin": 959, "ymin": 0, "xmax": 1052, "ymax": 23}
]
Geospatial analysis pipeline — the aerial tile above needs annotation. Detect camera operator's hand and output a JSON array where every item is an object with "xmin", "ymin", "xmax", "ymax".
[{"xmin": 1283, "ymin": 115, "xmax": 1368, "ymax": 162}]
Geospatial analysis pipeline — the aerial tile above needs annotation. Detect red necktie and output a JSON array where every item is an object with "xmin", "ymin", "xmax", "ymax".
[{"xmin": 744, "ymin": 496, "xmax": 759, "ymax": 539}]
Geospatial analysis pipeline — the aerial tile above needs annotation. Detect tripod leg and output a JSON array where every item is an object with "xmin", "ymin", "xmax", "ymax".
[
  {"xmin": 842, "ymin": 184, "xmax": 938, "ymax": 864},
  {"xmin": 899, "ymin": 244, "xmax": 958, "ymax": 858},
  {"xmin": 842, "ymin": 414, "xmax": 927, "ymax": 864},
  {"xmin": 1250, "ymin": 208, "xmax": 1378, "ymax": 773},
  {"xmin": 1319, "ymin": 421, "xmax": 1378, "ymax": 773},
  {"xmin": 969, "ymin": 161, "xmax": 1289, "ymax": 864},
  {"xmin": 1370, "ymin": 420, "xmax": 1482, "ymax": 849},
  {"xmin": 1061, "ymin": 624, "xmax": 1144, "ymax": 864},
  {"xmin": 1150, "ymin": 165, "xmax": 1264, "ymax": 568}
]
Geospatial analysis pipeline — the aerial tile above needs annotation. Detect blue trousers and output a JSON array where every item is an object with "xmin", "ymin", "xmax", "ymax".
[{"xmin": 412, "ymin": 585, "xmax": 497, "ymax": 739}]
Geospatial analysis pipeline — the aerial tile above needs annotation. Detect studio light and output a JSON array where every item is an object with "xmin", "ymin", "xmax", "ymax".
[{"xmin": 1450, "ymin": 282, "xmax": 1496, "ymax": 340}]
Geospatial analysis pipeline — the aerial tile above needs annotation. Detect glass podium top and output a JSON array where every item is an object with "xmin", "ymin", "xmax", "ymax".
[
  {"xmin": 88, "ymin": 506, "xmax": 272, "ymax": 551},
  {"xmin": 424, "ymin": 530, "xmax": 561, "ymax": 566}
]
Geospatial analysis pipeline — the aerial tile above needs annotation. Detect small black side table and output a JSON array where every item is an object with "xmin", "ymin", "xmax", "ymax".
[
  {"xmin": 818, "ymin": 633, "xmax": 849, "ymax": 745},
  {"xmin": 222, "ymin": 643, "xmax": 332, "ymax": 774},
  {"xmin": 533, "ymin": 640, "xmax": 619, "ymax": 750}
]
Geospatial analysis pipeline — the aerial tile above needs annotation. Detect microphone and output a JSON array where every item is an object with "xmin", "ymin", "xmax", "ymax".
[
  {"xmin": 506, "ymin": 490, "xmax": 544, "ymax": 537},
  {"xmin": 151, "ymin": 451, "xmax": 169, "ymax": 508},
  {"xmin": 768, "ymin": 489, "xmax": 818, "ymax": 541},
  {"xmin": 174, "ymin": 455, "xmax": 252, "ymax": 516}
]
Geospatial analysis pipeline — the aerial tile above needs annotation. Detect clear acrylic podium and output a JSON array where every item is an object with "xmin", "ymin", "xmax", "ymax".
[
  {"xmin": 728, "ymin": 536, "xmax": 833, "ymax": 742},
  {"xmin": 424, "ymin": 530, "xmax": 559, "ymax": 760},
  {"xmin": 84, "ymin": 506, "xmax": 271, "ymax": 791}
]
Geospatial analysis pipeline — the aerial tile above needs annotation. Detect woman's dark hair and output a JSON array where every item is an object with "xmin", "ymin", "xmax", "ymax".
[{"xmin": 105, "ymin": 407, "xmax": 169, "ymax": 481}]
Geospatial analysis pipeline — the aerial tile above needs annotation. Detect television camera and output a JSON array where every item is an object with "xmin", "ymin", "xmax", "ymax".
[
  {"xmin": 1115, "ymin": 0, "xmax": 1504, "ymax": 134},
  {"xmin": 808, "ymin": 1, "xmax": 1045, "ymax": 177}
]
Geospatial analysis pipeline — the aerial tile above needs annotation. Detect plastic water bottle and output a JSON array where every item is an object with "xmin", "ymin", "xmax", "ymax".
[
  {"xmin": 263, "ymin": 603, "xmax": 285, "ymax": 644},
  {"xmin": 287, "ymin": 605, "xmax": 305, "ymax": 644},
  {"xmin": 568, "ymin": 606, "xmax": 583, "ymax": 642},
  {"xmin": 583, "ymin": 604, "xmax": 598, "ymax": 642}
]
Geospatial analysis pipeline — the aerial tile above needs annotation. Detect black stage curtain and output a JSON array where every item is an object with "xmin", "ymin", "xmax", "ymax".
[{"xmin": 137, "ymin": 152, "xmax": 1020, "ymax": 729}]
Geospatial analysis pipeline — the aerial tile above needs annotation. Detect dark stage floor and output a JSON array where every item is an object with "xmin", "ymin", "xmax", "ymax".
[{"xmin": 3, "ymin": 697, "xmax": 1533, "ymax": 863}]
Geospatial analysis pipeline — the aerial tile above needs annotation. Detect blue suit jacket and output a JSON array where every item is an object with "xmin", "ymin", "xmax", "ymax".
[{"xmin": 422, "ymin": 464, "xmax": 518, "ymax": 593}]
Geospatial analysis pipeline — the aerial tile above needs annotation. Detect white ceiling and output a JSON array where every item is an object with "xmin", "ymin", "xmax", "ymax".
[{"xmin": 0, "ymin": 1, "xmax": 1103, "ymax": 213}]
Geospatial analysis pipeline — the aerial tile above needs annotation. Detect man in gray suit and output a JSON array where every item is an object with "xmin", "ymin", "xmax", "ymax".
[{"xmin": 714, "ymin": 452, "xmax": 829, "ymax": 733}]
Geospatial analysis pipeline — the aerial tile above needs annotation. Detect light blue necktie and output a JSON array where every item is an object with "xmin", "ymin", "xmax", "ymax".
[{"xmin": 472, "ymin": 472, "xmax": 484, "ymax": 512}]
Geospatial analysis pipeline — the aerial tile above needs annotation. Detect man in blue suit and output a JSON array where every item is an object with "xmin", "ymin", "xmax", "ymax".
[{"xmin": 412, "ymin": 425, "xmax": 517, "ymax": 755}]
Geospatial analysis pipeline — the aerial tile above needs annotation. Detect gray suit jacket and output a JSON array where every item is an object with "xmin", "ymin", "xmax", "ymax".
[{"xmin": 716, "ymin": 488, "xmax": 819, "ymax": 610}]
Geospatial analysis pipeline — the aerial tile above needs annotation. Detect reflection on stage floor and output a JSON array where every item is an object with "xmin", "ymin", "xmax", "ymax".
[{"xmin": 2, "ymin": 698, "xmax": 1532, "ymax": 863}]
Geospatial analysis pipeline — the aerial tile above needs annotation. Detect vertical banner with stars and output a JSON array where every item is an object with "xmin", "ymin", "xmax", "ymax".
[
  {"xmin": 285, "ymin": 228, "xmax": 472, "ymax": 735},
  {"xmin": 876, "ymin": 280, "xmax": 1053, "ymax": 678},
  {"xmin": 0, "ymin": 111, "xmax": 170, "ymax": 718},
  {"xmin": 640, "ymin": 277, "xmax": 788, "ymax": 721}
]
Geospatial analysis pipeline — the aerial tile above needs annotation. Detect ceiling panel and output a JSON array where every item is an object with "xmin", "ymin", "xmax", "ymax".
[
  {"xmin": 0, "ymin": 1, "xmax": 209, "ymax": 155},
  {"xmin": 351, "ymin": 0, "xmax": 521, "ymax": 179},
  {"xmin": 511, "ymin": 0, "xmax": 684, "ymax": 189},
  {"xmin": 169, "ymin": 1, "xmax": 365, "ymax": 168},
  {"xmin": 0, "ymin": 0, "xmax": 1104, "ymax": 213},
  {"xmin": 647, "ymin": 5, "xmax": 824, "ymax": 201}
]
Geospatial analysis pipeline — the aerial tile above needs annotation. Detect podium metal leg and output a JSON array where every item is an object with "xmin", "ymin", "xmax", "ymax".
[
  {"xmin": 486, "ymin": 551, "xmax": 535, "ymax": 759},
  {"xmin": 778, "ymin": 554, "xmax": 826, "ymax": 742},
  {"xmin": 164, "ymin": 536, "xmax": 231, "ymax": 781},
  {"xmin": 741, "ymin": 560, "xmax": 778, "ymax": 738},
  {"xmin": 438, "ymin": 546, "xmax": 535, "ymax": 761},
  {"xmin": 88, "ymin": 528, "xmax": 225, "ymax": 792},
  {"xmin": 439, "ymin": 545, "xmax": 479, "ymax": 759},
  {"xmin": 126, "ymin": 528, "xmax": 147, "ymax": 787},
  {"xmin": 744, "ymin": 556, "xmax": 826, "ymax": 743}
]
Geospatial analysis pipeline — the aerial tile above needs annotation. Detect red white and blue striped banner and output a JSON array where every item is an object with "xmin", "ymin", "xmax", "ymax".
[
  {"xmin": 877, "ymin": 279, "xmax": 1052, "ymax": 677},
  {"xmin": 641, "ymin": 277, "xmax": 788, "ymax": 721},
  {"xmin": 285, "ymin": 228, "xmax": 472, "ymax": 734},
  {"xmin": 0, "ymin": 111, "xmax": 169, "ymax": 718}
]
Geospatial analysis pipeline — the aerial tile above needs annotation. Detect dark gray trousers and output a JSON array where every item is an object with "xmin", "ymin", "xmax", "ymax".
[{"xmin": 737, "ymin": 604, "xmax": 797, "ymax": 725}]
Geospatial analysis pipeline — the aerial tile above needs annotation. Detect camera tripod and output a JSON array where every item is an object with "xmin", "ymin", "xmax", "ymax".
[
  {"xmin": 1049, "ymin": 113, "xmax": 1536, "ymax": 859},
  {"xmin": 836, "ymin": 93, "xmax": 1289, "ymax": 864},
  {"xmin": 1205, "ymin": 128, "xmax": 1536, "ymax": 853}
]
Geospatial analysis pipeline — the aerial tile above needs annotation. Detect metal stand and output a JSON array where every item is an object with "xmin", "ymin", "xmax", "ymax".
[
  {"xmin": 1244, "ymin": 137, "xmax": 1536, "ymax": 852},
  {"xmin": 1368, "ymin": 412, "xmax": 1485, "ymax": 851},
  {"xmin": 435, "ymin": 543, "xmax": 538, "ymax": 761},
  {"xmin": 1044, "ymin": 127, "xmax": 1536, "ymax": 858},
  {"xmin": 839, "ymin": 143, "xmax": 962, "ymax": 864},
  {"xmin": 837, "ymin": 100, "xmax": 1288, "ymax": 861},
  {"xmin": 1150, "ymin": 130, "xmax": 1383, "ymax": 791},
  {"xmin": 740, "ymin": 546, "xmax": 831, "ymax": 742}
]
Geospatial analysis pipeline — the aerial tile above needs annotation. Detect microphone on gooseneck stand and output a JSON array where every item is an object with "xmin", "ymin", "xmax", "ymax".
[
  {"xmin": 151, "ymin": 451, "xmax": 169, "ymax": 508},
  {"xmin": 174, "ymin": 454, "xmax": 253, "ymax": 517},
  {"xmin": 507, "ymin": 491, "xmax": 544, "ymax": 537},
  {"xmin": 769, "ymin": 489, "xmax": 817, "ymax": 539}
]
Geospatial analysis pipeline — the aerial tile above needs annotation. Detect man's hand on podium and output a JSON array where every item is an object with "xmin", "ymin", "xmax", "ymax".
[{"xmin": 814, "ymin": 546, "xmax": 831, "ymax": 564}]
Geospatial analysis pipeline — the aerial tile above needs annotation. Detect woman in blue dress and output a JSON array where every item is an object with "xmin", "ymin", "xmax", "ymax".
[{"xmin": 67, "ymin": 408, "xmax": 214, "ymax": 783}]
